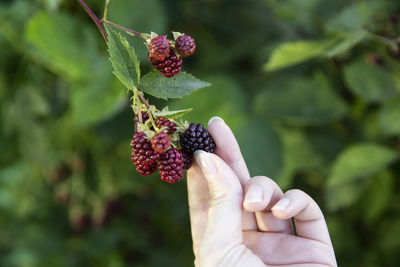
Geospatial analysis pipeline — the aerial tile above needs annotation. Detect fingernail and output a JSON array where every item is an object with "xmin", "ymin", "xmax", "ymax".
[
  {"xmin": 194, "ymin": 150, "xmax": 218, "ymax": 179},
  {"xmin": 271, "ymin": 198, "xmax": 290, "ymax": 211},
  {"xmin": 208, "ymin": 116, "xmax": 224, "ymax": 126},
  {"xmin": 244, "ymin": 186, "xmax": 263, "ymax": 205}
]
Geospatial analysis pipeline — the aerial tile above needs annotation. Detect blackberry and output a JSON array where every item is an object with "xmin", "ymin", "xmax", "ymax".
[
  {"xmin": 156, "ymin": 116, "xmax": 177, "ymax": 134},
  {"xmin": 148, "ymin": 48, "xmax": 182, "ymax": 78},
  {"xmin": 180, "ymin": 123, "xmax": 216, "ymax": 153},
  {"xmin": 130, "ymin": 132, "xmax": 159, "ymax": 166},
  {"xmin": 135, "ymin": 162, "xmax": 157, "ymax": 176},
  {"xmin": 149, "ymin": 35, "xmax": 170, "ymax": 61},
  {"xmin": 134, "ymin": 112, "xmax": 150, "ymax": 131},
  {"xmin": 180, "ymin": 150, "xmax": 193, "ymax": 170},
  {"xmin": 175, "ymin": 35, "xmax": 196, "ymax": 57},
  {"xmin": 158, "ymin": 148, "xmax": 184, "ymax": 183},
  {"xmin": 151, "ymin": 132, "xmax": 171, "ymax": 154}
]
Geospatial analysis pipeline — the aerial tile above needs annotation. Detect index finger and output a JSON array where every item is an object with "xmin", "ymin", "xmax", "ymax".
[
  {"xmin": 207, "ymin": 117, "xmax": 257, "ymax": 231},
  {"xmin": 207, "ymin": 117, "xmax": 251, "ymax": 185}
]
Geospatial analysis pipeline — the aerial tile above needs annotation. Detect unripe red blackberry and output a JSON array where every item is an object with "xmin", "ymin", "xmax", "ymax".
[
  {"xmin": 175, "ymin": 35, "xmax": 196, "ymax": 57},
  {"xmin": 180, "ymin": 123, "xmax": 216, "ymax": 153},
  {"xmin": 151, "ymin": 132, "xmax": 171, "ymax": 154},
  {"xmin": 148, "ymin": 48, "xmax": 182, "ymax": 78},
  {"xmin": 130, "ymin": 132, "xmax": 159, "ymax": 167},
  {"xmin": 149, "ymin": 35, "xmax": 170, "ymax": 61},
  {"xmin": 180, "ymin": 150, "xmax": 193, "ymax": 170},
  {"xmin": 135, "ymin": 162, "xmax": 157, "ymax": 176},
  {"xmin": 156, "ymin": 116, "xmax": 177, "ymax": 134},
  {"xmin": 134, "ymin": 112, "xmax": 150, "ymax": 131},
  {"xmin": 158, "ymin": 148, "xmax": 184, "ymax": 183}
]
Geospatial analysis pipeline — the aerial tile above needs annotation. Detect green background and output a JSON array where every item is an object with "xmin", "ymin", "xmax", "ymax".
[{"xmin": 1, "ymin": 0, "xmax": 400, "ymax": 266}]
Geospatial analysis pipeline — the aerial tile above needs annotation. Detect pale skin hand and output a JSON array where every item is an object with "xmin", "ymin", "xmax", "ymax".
[{"xmin": 187, "ymin": 117, "xmax": 337, "ymax": 267}]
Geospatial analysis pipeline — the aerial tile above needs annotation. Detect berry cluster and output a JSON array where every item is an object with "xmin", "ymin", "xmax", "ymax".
[
  {"xmin": 130, "ymin": 113, "xmax": 215, "ymax": 184},
  {"xmin": 147, "ymin": 34, "xmax": 196, "ymax": 78}
]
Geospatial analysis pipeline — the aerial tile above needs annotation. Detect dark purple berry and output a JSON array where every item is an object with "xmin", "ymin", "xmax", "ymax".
[{"xmin": 180, "ymin": 123, "xmax": 216, "ymax": 153}]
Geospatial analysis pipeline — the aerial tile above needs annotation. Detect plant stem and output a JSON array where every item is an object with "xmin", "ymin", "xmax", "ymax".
[
  {"xmin": 76, "ymin": 0, "xmax": 108, "ymax": 42},
  {"xmin": 102, "ymin": 19, "xmax": 144, "ymax": 38},
  {"xmin": 368, "ymin": 33, "xmax": 397, "ymax": 51},
  {"xmin": 138, "ymin": 91, "xmax": 150, "ymax": 109},
  {"xmin": 103, "ymin": 0, "xmax": 111, "ymax": 20}
]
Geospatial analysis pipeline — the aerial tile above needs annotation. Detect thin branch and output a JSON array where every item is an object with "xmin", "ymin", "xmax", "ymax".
[
  {"xmin": 138, "ymin": 91, "xmax": 150, "ymax": 109},
  {"xmin": 102, "ymin": 19, "xmax": 143, "ymax": 38},
  {"xmin": 76, "ymin": 0, "xmax": 108, "ymax": 42}
]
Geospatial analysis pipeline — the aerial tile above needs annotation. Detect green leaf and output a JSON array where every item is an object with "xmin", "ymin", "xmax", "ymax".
[
  {"xmin": 361, "ymin": 171, "xmax": 394, "ymax": 223},
  {"xmin": 154, "ymin": 108, "xmax": 193, "ymax": 119},
  {"xmin": 327, "ymin": 143, "xmax": 397, "ymax": 187},
  {"xmin": 326, "ymin": 182, "xmax": 369, "ymax": 212},
  {"xmin": 139, "ymin": 71, "xmax": 211, "ymax": 99},
  {"xmin": 107, "ymin": 0, "xmax": 166, "ymax": 63},
  {"xmin": 325, "ymin": 2, "xmax": 386, "ymax": 33},
  {"xmin": 254, "ymin": 73, "xmax": 348, "ymax": 124},
  {"xmin": 326, "ymin": 30, "xmax": 368, "ymax": 57},
  {"xmin": 344, "ymin": 60, "xmax": 399, "ymax": 102},
  {"xmin": 264, "ymin": 39, "xmax": 335, "ymax": 71},
  {"xmin": 236, "ymin": 118, "xmax": 283, "ymax": 179},
  {"xmin": 105, "ymin": 24, "xmax": 140, "ymax": 90},
  {"xmin": 277, "ymin": 127, "xmax": 324, "ymax": 189},
  {"xmin": 168, "ymin": 75, "xmax": 246, "ymax": 130},
  {"xmin": 25, "ymin": 12, "xmax": 97, "ymax": 82},
  {"xmin": 326, "ymin": 144, "xmax": 397, "ymax": 211},
  {"xmin": 169, "ymin": 75, "xmax": 247, "ymax": 131},
  {"xmin": 379, "ymin": 97, "xmax": 400, "ymax": 136},
  {"xmin": 71, "ymin": 62, "xmax": 126, "ymax": 126}
]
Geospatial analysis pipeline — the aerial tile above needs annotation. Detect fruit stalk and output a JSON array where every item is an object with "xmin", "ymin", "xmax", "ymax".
[
  {"xmin": 101, "ymin": 20, "xmax": 143, "ymax": 38},
  {"xmin": 76, "ymin": 0, "xmax": 108, "ymax": 42},
  {"xmin": 103, "ymin": 0, "xmax": 111, "ymax": 20}
]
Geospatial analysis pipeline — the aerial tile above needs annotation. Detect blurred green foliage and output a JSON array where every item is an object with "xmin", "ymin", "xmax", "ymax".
[{"xmin": 1, "ymin": 0, "xmax": 400, "ymax": 266}]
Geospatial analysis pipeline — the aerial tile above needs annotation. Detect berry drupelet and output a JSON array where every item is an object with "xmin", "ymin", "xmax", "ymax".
[
  {"xmin": 180, "ymin": 123, "xmax": 216, "ymax": 154},
  {"xmin": 130, "ymin": 132, "xmax": 159, "ymax": 171},
  {"xmin": 135, "ymin": 162, "xmax": 157, "ymax": 176},
  {"xmin": 148, "ymin": 48, "xmax": 182, "ymax": 78},
  {"xmin": 158, "ymin": 148, "xmax": 184, "ymax": 183},
  {"xmin": 151, "ymin": 132, "xmax": 171, "ymax": 154},
  {"xmin": 175, "ymin": 35, "xmax": 196, "ymax": 57},
  {"xmin": 148, "ymin": 35, "xmax": 170, "ymax": 60},
  {"xmin": 156, "ymin": 116, "xmax": 177, "ymax": 134},
  {"xmin": 180, "ymin": 150, "xmax": 193, "ymax": 170}
]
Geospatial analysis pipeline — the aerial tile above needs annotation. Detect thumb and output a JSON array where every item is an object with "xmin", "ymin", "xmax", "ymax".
[{"xmin": 194, "ymin": 150, "xmax": 244, "ymax": 246}]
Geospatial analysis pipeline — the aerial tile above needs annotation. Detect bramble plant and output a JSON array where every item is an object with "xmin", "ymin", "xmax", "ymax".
[{"xmin": 77, "ymin": 0, "xmax": 214, "ymax": 183}]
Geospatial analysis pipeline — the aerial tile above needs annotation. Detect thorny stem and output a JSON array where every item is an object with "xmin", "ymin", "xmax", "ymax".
[
  {"xmin": 101, "ymin": 19, "xmax": 144, "ymax": 39},
  {"xmin": 76, "ymin": 0, "xmax": 108, "ymax": 42}
]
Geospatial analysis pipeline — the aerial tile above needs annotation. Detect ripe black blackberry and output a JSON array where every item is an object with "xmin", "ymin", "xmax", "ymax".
[
  {"xmin": 180, "ymin": 150, "xmax": 193, "ymax": 170},
  {"xmin": 149, "ymin": 35, "xmax": 170, "ymax": 60},
  {"xmin": 151, "ymin": 132, "xmax": 171, "ymax": 154},
  {"xmin": 148, "ymin": 48, "xmax": 182, "ymax": 78},
  {"xmin": 158, "ymin": 148, "xmax": 184, "ymax": 183},
  {"xmin": 175, "ymin": 35, "xmax": 196, "ymax": 57},
  {"xmin": 130, "ymin": 132, "xmax": 159, "ymax": 167},
  {"xmin": 180, "ymin": 123, "xmax": 216, "ymax": 153},
  {"xmin": 156, "ymin": 116, "xmax": 177, "ymax": 134}
]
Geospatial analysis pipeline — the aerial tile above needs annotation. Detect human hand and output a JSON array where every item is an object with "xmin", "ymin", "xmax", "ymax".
[{"xmin": 187, "ymin": 117, "xmax": 337, "ymax": 267}]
